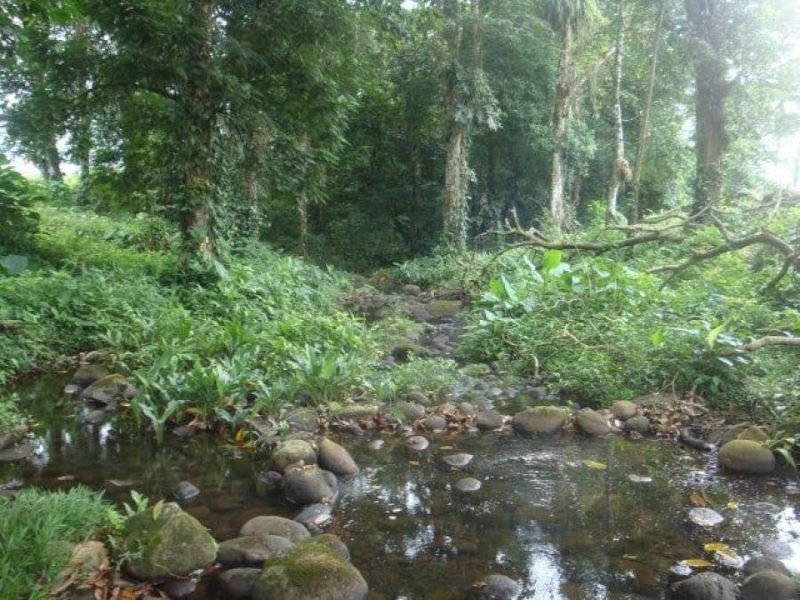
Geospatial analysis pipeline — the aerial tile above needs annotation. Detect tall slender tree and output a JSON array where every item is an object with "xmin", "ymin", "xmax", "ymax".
[{"xmin": 605, "ymin": 0, "xmax": 628, "ymax": 223}]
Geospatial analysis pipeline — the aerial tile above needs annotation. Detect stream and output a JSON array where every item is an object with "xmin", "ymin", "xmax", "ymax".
[{"xmin": 3, "ymin": 375, "xmax": 800, "ymax": 599}]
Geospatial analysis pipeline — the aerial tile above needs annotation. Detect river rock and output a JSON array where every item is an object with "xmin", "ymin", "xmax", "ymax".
[
  {"xmin": 405, "ymin": 390, "xmax": 432, "ymax": 407},
  {"xmin": 455, "ymin": 477, "xmax": 482, "ymax": 493},
  {"xmin": 466, "ymin": 574, "xmax": 521, "ymax": 599},
  {"xmin": 73, "ymin": 364, "xmax": 110, "ymax": 387},
  {"xmin": 240, "ymin": 515, "xmax": 310, "ymax": 542},
  {"xmin": 395, "ymin": 400, "xmax": 426, "ymax": 422},
  {"xmin": 624, "ymin": 416, "xmax": 651, "ymax": 435},
  {"xmin": 0, "ymin": 441, "xmax": 33, "ymax": 462},
  {"xmin": 333, "ymin": 405, "xmax": 379, "ymax": 420},
  {"xmin": 443, "ymin": 453, "xmax": 473, "ymax": 468},
  {"xmin": 422, "ymin": 415, "xmax": 447, "ymax": 432},
  {"xmin": 79, "ymin": 374, "xmax": 136, "ymax": 404},
  {"xmin": 737, "ymin": 426, "xmax": 770, "ymax": 443},
  {"xmin": 688, "ymin": 507, "xmax": 724, "ymax": 527},
  {"xmin": 253, "ymin": 539, "xmax": 368, "ymax": 600},
  {"xmin": 160, "ymin": 577, "xmax": 197, "ymax": 598},
  {"xmin": 294, "ymin": 503, "xmax": 333, "ymax": 532},
  {"xmin": 476, "ymin": 410, "xmax": 504, "ymax": 430},
  {"xmin": 402, "ymin": 284, "xmax": 422, "ymax": 296},
  {"xmin": 272, "ymin": 439, "xmax": 317, "ymax": 473},
  {"xmin": 313, "ymin": 533, "xmax": 351, "ymax": 561},
  {"xmin": 575, "ymin": 408, "xmax": 611, "ymax": 436},
  {"xmin": 742, "ymin": 571, "xmax": 798, "ymax": 600},
  {"xmin": 742, "ymin": 555, "xmax": 792, "ymax": 578},
  {"xmin": 317, "ymin": 437, "xmax": 359, "ymax": 476},
  {"xmin": 611, "ymin": 400, "xmax": 638, "ymax": 420},
  {"xmin": 218, "ymin": 535, "xmax": 289, "ymax": 567},
  {"xmin": 458, "ymin": 402, "xmax": 477, "ymax": 417},
  {"xmin": 719, "ymin": 440, "xmax": 775, "ymax": 474},
  {"xmin": 513, "ymin": 406, "xmax": 568, "ymax": 435},
  {"xmin": 405, "ymin": 435, "xmax": 430, "ymax": 451},
  {"xmin": 119, "ymin": 502, "xmax": 217, "ymax": 581},
  {"xmin": 218, "ymin": 568, "xmax": 261, "ymax": 600},
  {"xmin": 283, "ymin": 465, "xmax": 339, "ymax": 505},
  {"xmin": 671, "ymin": 572, "xmax": 738, "ymax": 600},
  {"xmin": 173, "ymin": 481, "xmax": 200, "ymax": 503}
]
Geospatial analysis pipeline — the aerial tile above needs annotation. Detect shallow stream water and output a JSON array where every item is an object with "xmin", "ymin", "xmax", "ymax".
[{"xmin": 3, "ymin": 377, "xmax": 800, "ymax": 599}]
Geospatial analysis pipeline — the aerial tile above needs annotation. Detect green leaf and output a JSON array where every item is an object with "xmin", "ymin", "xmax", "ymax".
[
  {"xmin": 542, "ymin": 250, "xmax": 563, "ymax": 273},
  {"xmin": 706, "ymin": 323, "xmax": 725, "ymax": 349},
  {"xmin": 650, "ymin": 328, "xmax": 665, "ymax": 348}
]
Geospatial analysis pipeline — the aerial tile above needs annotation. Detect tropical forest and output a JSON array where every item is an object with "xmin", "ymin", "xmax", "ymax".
[{"xmin": 1, "ymin": 0, "xmax": 799, "ymax": 599}]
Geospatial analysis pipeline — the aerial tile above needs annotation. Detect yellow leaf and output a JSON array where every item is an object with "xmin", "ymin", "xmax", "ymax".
[
  {"xmin": 681, "ymin": 558, "xmax": 713, "ymax": 568},
  {"xmin": 235, "ymin": 428, "xmax": 246, "ymax": 443},
  {"xmin": 622, "ymin": 554, "xmax": 638, "ymax": 560},
  {"xmin": 715, "ymin": 547, "xmax": 740, "ymax": 561},
  {"xmin": 726, "ymin": 500, "xmax": 738, "ymax": 510},
  {"xmin": 408, "ymin": 461, "xmax": 420, "ymax": 466},
  {"xmin": 703, "ymin": 543, "xmax": 730, "ymax": 553},
  {"xmin": 582, "ymin": 460, "xmax": 607, "ymax": 470},
  {"xmin": 440, "ymin": 446, "xmax": 454, "ymax": 450}
]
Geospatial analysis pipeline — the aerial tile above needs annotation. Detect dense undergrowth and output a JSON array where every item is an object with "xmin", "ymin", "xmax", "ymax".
[
  {"xmin": 395, "ymin": 203, "xmax": 800, "ymax": 420},
  {"xmin": 0, "ymin": 486, "xmax": 112, "ymax": 599}
]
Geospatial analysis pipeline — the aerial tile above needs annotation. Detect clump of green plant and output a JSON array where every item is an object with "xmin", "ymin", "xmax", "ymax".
[
  {"xmin": 0, "ymin": 158, "xmax": 40, "ymax": 256},
  {"xmin": 0, "ymin": 486, "xmax": 111, "ymax": 599},
  {"xmin": 395, "ymin": 250, "xmax": 485, "ymax": 289},
  {"xmin": 0, "ymin": 393, "xmax": 26, "ymax": 432}
]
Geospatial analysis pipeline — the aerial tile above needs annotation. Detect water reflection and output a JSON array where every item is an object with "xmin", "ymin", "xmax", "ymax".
[{"xmin": 3, "ymin": 377, "xmax": 800, "ymax": 599}]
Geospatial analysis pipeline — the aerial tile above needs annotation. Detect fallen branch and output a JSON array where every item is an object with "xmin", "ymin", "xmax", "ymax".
[{"xmin": 719, "ymin": 336, "xmax": 800, "ymax": 354}]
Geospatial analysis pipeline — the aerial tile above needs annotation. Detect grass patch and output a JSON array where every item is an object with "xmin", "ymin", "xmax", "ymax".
[{"xmin": 0, "ymin": 486, "xmax": 111, "ymax": 599}]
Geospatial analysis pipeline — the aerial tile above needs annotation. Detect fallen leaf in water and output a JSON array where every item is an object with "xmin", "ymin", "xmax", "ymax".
[
  {"xmin": 408, "ymin": 461, "xmax": 419, "ymax": 466},
  {"xmin": 582, "ymin": 460, "xmax": 607, "ymax": 470},
  {"xmin": 703, "ymin": 542, "xmax": 729, "ymax": 552},
  {"xmin": 440, "ymin": 446, "xmax": 454, "ymax": 450},
  {"xmin": 681, "ymin": 558, "xmax": 713, "ymax": 568},
  {"xmin": 627, "ymin": 474, "xmax": 652, "ymax": 483},
  {"xmin": 689, "ymin": 491, "xmax": 707, "ymax": 507},
  {"xmin": 622, "ymin": 554, "xmax": 638, "ymax": 560},
  {"xmin": 727, "ymin": 500, "xmax": 738, "ymax": 510}
]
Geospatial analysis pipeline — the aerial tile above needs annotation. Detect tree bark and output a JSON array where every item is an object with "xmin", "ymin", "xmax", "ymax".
[
  {"xmin": 178, "ymin": 0, "xmax": 217, "ymax": 264},
  {"xmin": 441, "ymin": 0, "xmax": 467, "ymax": 251},
  {"xmin": 550, "ymin": 21, "xmax": 573, "ymax": 233},
  {"xmin": 630, "ymin": 0, "xmax": 665, "ymax": 224},
  {"xmin": 685, "ymin": 0, "xmax": 728, "ymax": 217},
  {"xmin": 605, "ymin": 0, "xmax": 627, "ymax": 224}
]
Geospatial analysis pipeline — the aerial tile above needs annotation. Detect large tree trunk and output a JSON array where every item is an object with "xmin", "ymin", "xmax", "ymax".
[
  {"xmin": 550, "ymin": 21, "xmax": 573, "ymax": 233},
  {"xmin": 179, "ymin": 0, "xmax": 217, "ymax": 264},
  {"xmin": 605, "ymin": 0, "xmax": 627, "ymax": 224},
  {"xmin": 441, "ymin": 0, "xmax": 467, "ymax": 251},
  {"xmin": 685, "ymin": 0, "xmax": 728, "ymax": 217},
  {"xmin": 630, "ymin": 0, "xmax": 665, "ymax": 223}
]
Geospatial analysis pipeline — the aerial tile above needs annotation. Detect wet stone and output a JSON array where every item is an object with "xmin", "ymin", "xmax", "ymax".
[
  {"xmin": 466, "ymin": 574, "xmax": 521, "ymax": 599},
  {"xmin": 475, "ymin": 410, "xmax": 504, "ymax": 431},
  {"xmin": 458, "ymin": 402, "xmax": 476, "ymax": 417},
  {"xmin": 283, "ymin": 465, "xmax": 339, "ymax": 506},
  {"xmin": 575, "ymin": 408, "xmax": 611, "ymax": 436},
  {"xmin": 742, "ymin": 555, "xmax": 792, "ymax": 578},
  {"xmin": 442, "ymin": 453, "xmax": 473, "ymax": 468},
  {"xmin": 368, "ymin": 439, "xmax": 385, "ymax": 450},
  {"xmin": 317, "ymin": 437, "xmax": 359, "ymax": 476},
  {"xmin": 217, "ymin": 568, "xmax": 261, "ymax": 600},
  {"xmin": 611, "ymin": 400, "xmax": 638, "ymax": 420},
  {"xmin": 623, "ymin": 416, "xmax": 651, "ymax": 435},
  {"xmin": 218, "ymin": 536, "xmax": 281, "ymax": 567},
  {"xmin": 672, "ymin": 572, "xmax": 738, "ymax": 600},
  {"xmin": 405, "ymin": 435, "xmax": 429, "ymax": 451},
  {"xmin": 272, "ymin": 439, "xmax": 317, "ymax": 474},
  {"xmin": 395, "ymin": 401, "xmax": 426, "ymax": 422},
  {"xmin": 294, "ymin": 503, "xmax": 333, "ymax": 532},
  {"xmin": 688, "ymin": 507, "xmax": 724, "ymax": 527},
  {"xmin": 240, "ymin": 515, "xmax": 310, "ymax": 542},
  {"xmin": 173, "ymin": 481, "xmax": 200, "ymax": 503},
  {"xmin": 405, "ymin": 390, "xmax": 432, "ymax": 407},
  {"xmin": 159, "ymin": 577, "xmax": 197, "ymax": 598},
  {"xmin": 455, "ymin": 477, "xmax": 482, "ymax": 493},
  {"xmin": 742, "ymin": 571, "xmax": 798, "ymax": 600},
  {"xmin": 285, "ymin": 409, "xmax": 319, "ymax": 433},
  {"xmin": 256, "ymin": 470, "xmax": 283, "ymax": 492},
  {"xmin": 421, "ymin": 415, "xmax": 447, "ymax": 432},
  {"xmin": 760, "ymin": 539, "xmax": 793, "ymax": 559}
]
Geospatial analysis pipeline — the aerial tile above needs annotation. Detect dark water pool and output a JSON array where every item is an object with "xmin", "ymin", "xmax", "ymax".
[{"xmin": 3, "ymin": 378, "xmax": 799, "ymax": 599}]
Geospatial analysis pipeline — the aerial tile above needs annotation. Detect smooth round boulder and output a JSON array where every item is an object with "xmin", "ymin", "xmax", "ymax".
[
  {"xmin": 294, "ymin": 503, "xmax": 333, "ymax": 532},
  {"xmin": 283, "ymin": 465, "xmax": 339, "ymax": 505},
  {"xmin": 422, "ymin": 415, "xmax": 447, "ymax": 432},
  {"xmin": 405, "ymin": 435, "xmax": 430, "ymax": 451},
  {"xmin": 317, "ymin": 437, "xmax": 359, "ymax": 476},
  {"xmin": 313, "ymin": 533, "xmax": 351, "ymax": 561},
  {"xmin": 218, "ymin": 568, "xmax": 261, "ymax": 600},
  {"xmin": 455, "ymin": 478, "xmax": 482, "ymax": 493},
  {"xmin": 466, "ymin": 574, "xmax": 521, "ymax": 599},
  {"xmin": 253, "ymin": 540, "xmax": 367, "ymax": 600},
  {"xmin": 395, "ymin": 401, "xmax": 426, "ymax": 422},
  {"xmin": 742, "ymin": 571, "xmax": 798, "ymax": 600},
  {"xmin": 575, "ymin": 408, "xmax": 611, "ymax": 436},
  {"xmin": 512, "ymin": 406, "xmax": 568, "ymax": 435},
  {"xmin": 742, "ymin": 555, "xmax": 792, "ymax": 578},
  {"xmin": 239, "ymin": 515, "xmax": 310, "ymax": 542},
  {"xmin": 79, "ymin": 374, "xmax": 136, "ymax": 404},
  {"xmin": 623, "ymin": 416, "xmax": 651, "ymax": 435},
  {"xmin": 610, "ymin": 400, "xmax": 637, "ymax": 420},
  {"xmin": 272, "ymin": 440, "xmax": 317, "ymax": 473},
  {"xmin": 72, "ymin": 364, "xmax": 110, "ymax": 387},
  {"xmin": 671, "ymin": 572, "xmax": 738, "ymax": 600},
  {"xmin": 119, "ymin": 502, "xmax": 217, "ymax": 581},
  {"xmin": 442, "ymin": 453, "xmax": 473, "ymax": 468},
  {"xmin": 217, "ymin": 535, "xmax": 289, "ymax": 567},
  {"xmin": 405, "ymin": 390, "xmax": 432, "ymax": 407},
  {"xmin": 475, "ymin": 410, "xmax": 504, "ymax": 430},
  {"xmin": 719, "ymin": 440, "xmax": 775, "ymax": 475}
]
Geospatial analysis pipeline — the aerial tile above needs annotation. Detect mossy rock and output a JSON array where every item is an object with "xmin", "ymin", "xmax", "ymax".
[
  {"xmin": 253, "ymin": 540, "xmax": 367, "ymax": 600},
  {"xmin": 79, "ymin": 374, "xmax": 135, "ymax": 404},
  {"xmin": 73, "ymin": 364, "xmax": 110, "ymax": 388},
  {"xmin": 512, "ymin": 406, "xmax": 568, "ymax": 435},
  {"xmin": 272, "ymin": 439, "xmax": 317, "ymax": 473},
  {"xmin": 719, "ymin": 440, "xmax": 775, "ymax": 475},
  {"xmin": 120, "ymin": 502, "xmax": 217, "ymax": 581}
]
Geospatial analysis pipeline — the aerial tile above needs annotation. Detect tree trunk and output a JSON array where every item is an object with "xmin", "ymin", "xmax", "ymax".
[
  {"xmin": 685, "ymin": 0, "xmax": 728, "ymax": 217},
  {"xmin": 441, "ymin": 0, "xmax": 467, "ymax": 251},
  {"xmin": 179, "ymin": 0, "xmax": 217, "ymax": 264},
  {"xmin": 630, "ymin": 0, "xmax": 665, "ymax": 223},
  {"xmin": 550, "ymin": 21, "xmax": 573, "ymax": 233},
  {"xmin": 605, "ymin": 0, "xmax": 627, "ymax": 224}
]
